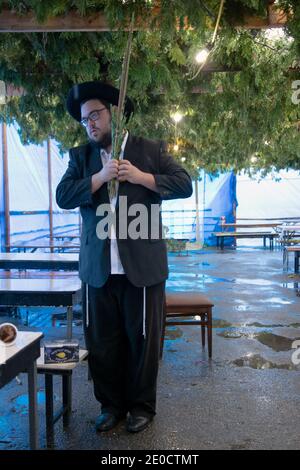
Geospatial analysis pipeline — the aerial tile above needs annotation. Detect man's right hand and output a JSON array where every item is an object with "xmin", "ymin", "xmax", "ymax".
[
  {"xmin": 100, "ymin": 160, "xmax": 119, "ymax": 183},
  {"xmin": 91, "ymin": 160, "xmax": 119, "ymax": 194}
]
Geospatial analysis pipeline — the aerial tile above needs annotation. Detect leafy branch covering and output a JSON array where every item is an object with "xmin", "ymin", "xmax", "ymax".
[{"xmin": 0, "ymin": 0, "xmax": 299, "ymax": 176}]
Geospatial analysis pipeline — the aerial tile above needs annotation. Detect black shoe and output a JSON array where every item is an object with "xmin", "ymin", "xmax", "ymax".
[
  {"xmin": 126, "ymin": 414, "xmax": 153, "ymax": 433},
  {"xmin": 95, "ymin": 412, "xmax": 122, "ymax": 432}
]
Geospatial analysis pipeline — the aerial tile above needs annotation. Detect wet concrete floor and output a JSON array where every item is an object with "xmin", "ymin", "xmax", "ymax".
[{"xmin": 1, "ymin": 245, "xmax": 300, "ymax": 450}]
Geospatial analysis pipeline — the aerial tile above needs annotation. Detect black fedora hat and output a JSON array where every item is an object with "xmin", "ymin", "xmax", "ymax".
[{"xmin": 66, "ymin": 81, "xmax": 134, "ymax": 122}]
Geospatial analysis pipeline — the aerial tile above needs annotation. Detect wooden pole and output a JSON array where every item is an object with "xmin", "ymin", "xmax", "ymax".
[
  {"xmin": 46, "ymin": 138, "xmax": 54, "ymax": 252},
  {"xmin": 2, "ymin": 122, "xmax": 10, "ymax": 252},
  {"xmin": 195, "ymin": 178, "xmax": 201, "ymax": 245}
]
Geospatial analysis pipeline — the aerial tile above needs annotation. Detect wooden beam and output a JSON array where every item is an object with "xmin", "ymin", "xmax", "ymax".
[
  {"xmin": 0, "ymin": 4, "xmax": 288, "ymax": 33},
  {"xmin": 232, "ymin": 5, "xmax": 288, "ymax": 29},
  {"xmin": 0, "ymin": 8, "xmax": 158, "ymax": 32}
]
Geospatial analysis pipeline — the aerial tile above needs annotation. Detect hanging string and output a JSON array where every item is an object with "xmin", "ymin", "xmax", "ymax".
[{"xmin": 188, "ymin": 0, "xmax": 225, "ymax": 81}]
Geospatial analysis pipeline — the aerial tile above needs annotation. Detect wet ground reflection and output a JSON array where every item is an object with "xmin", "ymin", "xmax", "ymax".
[
  {"xmin": 232, "ymin": 354, "xmax": 298, "ymax": 370},
  {"xmin": 218, "ymin": 328, "xmax": 300, "ymax": 352},
  {"xmin": 167, "ymin": 273, "xmax": 235, "ymax": 286},
  {"xmin": 255, "ymin": 332, "xmax": 300, "ymax": 352},
  {"xmin": 10, "ymin": 391, "xmax": 49, "ymax": 415},
  {"xmin": 164, "ymin": 326, "xmax": 183, "ymax": 341}
]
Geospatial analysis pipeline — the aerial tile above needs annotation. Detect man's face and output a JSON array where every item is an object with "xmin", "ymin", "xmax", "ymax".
[{"xmin": 81, "ymin": 99, "xmax": 111, "ymax": 147}]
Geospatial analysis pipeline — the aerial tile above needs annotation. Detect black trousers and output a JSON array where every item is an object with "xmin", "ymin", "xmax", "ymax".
[{"xmin": 82, "ymin": 275, "xmax": 165, "ymax": 418}]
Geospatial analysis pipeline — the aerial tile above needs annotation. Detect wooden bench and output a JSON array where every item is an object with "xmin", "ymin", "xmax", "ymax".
[
  {"xmin": 212, "ymin": 231, "xmax": 278, "ymax": 250},
  {"xmin": 160, "ymin": 291, "xmax": 213, "ymax": 358}
]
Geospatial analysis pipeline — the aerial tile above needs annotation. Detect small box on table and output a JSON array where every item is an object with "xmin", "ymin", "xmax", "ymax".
[{"xmin": 44, "ymin": 340, "xmax": 79, "ymax": 364}]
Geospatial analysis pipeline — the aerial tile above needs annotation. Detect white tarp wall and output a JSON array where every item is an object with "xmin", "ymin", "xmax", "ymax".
[
  {"xmin": 236, "ymin": 170, "xmax": 300, "ymax": 219},
  {"xmin": 6, "ymin": 123, "xmax": 79, "ymax": 245}
]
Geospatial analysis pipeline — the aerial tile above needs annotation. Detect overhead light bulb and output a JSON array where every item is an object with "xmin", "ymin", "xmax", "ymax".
[
  {"xmin": 195, "ymin": 48, "xmax": 210, "ymax": 64},
  {"xmin": 172, "ymin": 112, "xmax": 183, "ymax": 123}
]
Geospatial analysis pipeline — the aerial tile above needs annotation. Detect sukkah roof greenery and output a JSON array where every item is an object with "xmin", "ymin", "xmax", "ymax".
[{"xmin": 0, "ymin": 0, "xmax": 299, "ymax": 177}]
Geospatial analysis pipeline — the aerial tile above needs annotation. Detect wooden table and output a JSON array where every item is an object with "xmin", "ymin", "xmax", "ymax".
[
  {"xmin": 0, "ymin": 331, "xmax": 43, "ymax": 449},
  {"xmin": 0, "ymin": 253, "xmax": 79, "ymax": 271},
  {"xmin": 0, "ymin": 277, "xmax": 81, "ymax": 339}
]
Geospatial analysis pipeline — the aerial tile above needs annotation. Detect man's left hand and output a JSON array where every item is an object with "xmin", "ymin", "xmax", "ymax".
[{"xmin": 118, "ymin": 160, "xmax": 143, "ymax": 184}]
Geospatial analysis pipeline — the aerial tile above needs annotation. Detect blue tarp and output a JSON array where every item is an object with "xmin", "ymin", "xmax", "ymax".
[{"xmin": 203, "ymin": 171, "xmax": 238, "ymax": 247}]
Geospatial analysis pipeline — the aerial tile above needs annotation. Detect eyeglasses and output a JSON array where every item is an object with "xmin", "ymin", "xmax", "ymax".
[{"xmin": 80, "ymin": 107, "xmax": 107, "ymax": 127}]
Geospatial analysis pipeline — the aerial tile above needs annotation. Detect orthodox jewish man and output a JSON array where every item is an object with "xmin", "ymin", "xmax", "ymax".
[{"xmin": 56, "ymin": 81, "xmax": 193, "ymax": 433}]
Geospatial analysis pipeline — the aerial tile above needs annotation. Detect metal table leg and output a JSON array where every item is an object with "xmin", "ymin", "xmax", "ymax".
[
  {"xmin": 27, "ymin": 361, "xmax": 39, "ymax": 450},
  {"xmin": 295, "ymin": 252, "xmax": 300, "ymax": 274},
  {"xmin": 45, "ymin": 373, "xmax": 55, "ymax": 447},
  {"xmin": 67, "ymin": 306, "xmax": 73, "ymax": 339},
  {"xmin": 62, "ymin": 373, "xmax": 72, "ymax": 426}
]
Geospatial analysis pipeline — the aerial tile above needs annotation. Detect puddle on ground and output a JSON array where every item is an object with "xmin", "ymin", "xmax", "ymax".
[
  {"xmin": 258, "ymin": 297, "xmax": 292, "ymax": 305},
  {"xmin": 218, "ymin": 329, "xmax": 300, "ymax": 352},
  {"xmin": 188, "ymin": 262, "xmax": 211, "ymax": 268},
  {"xmin": 234, "ymin": 278, "xmax": 276, "ymax": 287},
  {"xmin": 212, "ymin": 319, "xmax": 233, "ymax": 328},
  {"xmin": 235, "ymin": 305, "xmax": 251, "ymax": 311},
  {"xmin": 164, "ymin": 326, "xmax": 183, "ymax": 341},
  {"xmin": 0, "ymin": 416, "xmax": 9, "ymax": 437},
  {"xmin": 217, "ymin": 329, "xmax": 247, "ymax": 339},
  {"xmin": 232, "ymin": 354, "xmax": 297, "ymax": 370},
  {"xmin": 283, "ymin": 283, "xmax": 300, "ymax": 296},
  {"xmin": 255, "ymin": 332, "xmax": 300, "ymax": 352},
  {"xmin": 246, "ymin": 322, "xmax": 300, "ymax": 329},
  {"xmin": 10, "ymin": 391, "xmax": 52, "ymax": 415},
  {"xmin": 168, "ymin": 273, "xmax": 235, "ymax": 285},
  {"xmin": 218, "ymin": 330, "xmax": 244, "ymax": 339},
  {"xmin": 247, "ymin": 322, "xmax": 285, "ymax": 328}
]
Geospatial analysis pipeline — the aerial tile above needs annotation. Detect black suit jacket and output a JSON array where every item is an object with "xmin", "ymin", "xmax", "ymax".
[{"xmin": 56, "ymin": 134, "xmax": 193, "ymax": 288}]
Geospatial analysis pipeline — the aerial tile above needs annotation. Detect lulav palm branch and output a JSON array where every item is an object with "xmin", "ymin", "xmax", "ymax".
[{"xmin": 107, "ymin": 13, "xmax": 134, "ymax": 201}]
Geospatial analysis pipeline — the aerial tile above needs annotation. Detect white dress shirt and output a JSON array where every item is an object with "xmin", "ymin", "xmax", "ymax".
[{"xmin": 100, "ymin": 132, "xmax": 128, "ymax": 274}]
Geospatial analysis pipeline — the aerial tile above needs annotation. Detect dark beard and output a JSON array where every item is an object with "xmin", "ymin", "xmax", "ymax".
[{"xmin": 90, "ymin": 131, "xmax": 112, "ymax": 150}]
